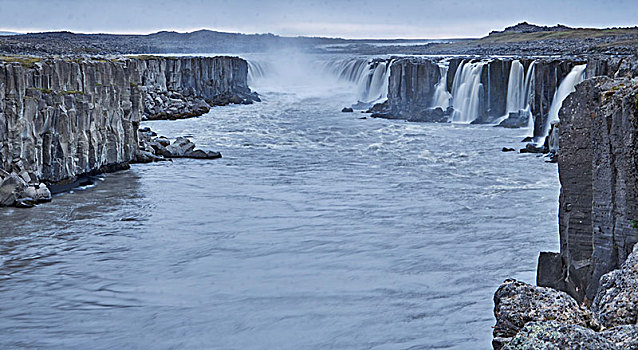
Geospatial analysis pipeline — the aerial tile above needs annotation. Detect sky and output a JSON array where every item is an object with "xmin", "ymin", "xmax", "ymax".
[{"xmin": 1, "ymin": 0, "xmax": 637, "ymax": 39}]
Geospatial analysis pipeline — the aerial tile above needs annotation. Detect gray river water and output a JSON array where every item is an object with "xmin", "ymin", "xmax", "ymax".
[{"xmin": 0, "ymin": 57, "xmax": 559, "ymax": 349}]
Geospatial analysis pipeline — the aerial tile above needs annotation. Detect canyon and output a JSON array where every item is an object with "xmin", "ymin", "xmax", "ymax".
[{"xmin": 2, "ymin": 22, "xmax": 638, "ymax": 350}]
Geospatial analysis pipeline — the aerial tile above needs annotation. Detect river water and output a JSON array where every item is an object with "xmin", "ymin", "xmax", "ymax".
[{"xmin": 0, "ymin": 55, "xmax": 559, "ymax": 349}]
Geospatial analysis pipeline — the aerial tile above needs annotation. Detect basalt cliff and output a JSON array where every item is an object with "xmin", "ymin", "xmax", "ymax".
[
  {"xmin": 491, "ymin": 64, "xmax": 638, "ymax": 348},
  {"xmin": 0, "ymin": 55, "xmax": 257, "ymax": 207}
]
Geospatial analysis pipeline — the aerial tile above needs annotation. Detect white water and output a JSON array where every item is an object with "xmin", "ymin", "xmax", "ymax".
[
  {"xmin": 495, "ymin": 60, "xmax": 536, "ymax": 135},
  {"xmin": 431, "ymin": 60, "xmax": 451, "ymax": 109},
  {"xmin": 450, "ymin": 60, "xmax": 486, "ymax": 123},
  {"xmin": 318, "ymin": 58, "xmax": 392, "ymax": 105},
  {"xmin": 505, "ymin": 60, "xmax": 526, "ymax": 114},
  {"xmin": 537, "ymin": 64, "xmax": 587, "ymax": 144}
]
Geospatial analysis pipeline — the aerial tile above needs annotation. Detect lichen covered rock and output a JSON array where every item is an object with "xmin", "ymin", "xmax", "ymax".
[
  {"xmin": 493, "ymin": 279, "xmax": 599, "ymax": 349},
  {"xmin": 503, "ymin": 321, "xmax": 615, "ymax": 350},
  {"xmin": 593, "ymin": 245, "xmax": 638, "ymax": 328}
]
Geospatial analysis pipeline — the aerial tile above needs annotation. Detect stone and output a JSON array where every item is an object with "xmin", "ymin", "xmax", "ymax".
[
  {"xmin": 502, "ymin": 147, "xmax": 516, "ymax": 152},
  {"xmin": 492, "ymin": 279, "xmax": 599, "ymax": 349},
  {"xmin": 15, "ymin": 197, "xmax": 36, "ymax": 208},
  {"xmin": 165, "ymin": 137, "xmax": 196, "ymax": 157},
  {"xmin": 502, "ymin": 321, "xmax": 615, "ymax": 350},
  {"xmin": 592, "ymin": 245, "xmax": 638, "ymax": 328},
  {"xmin": 600, "ymin": 325, "xmax": 638, "ymax": 348},
  {"xmin": 341, "ymin": 107, "xmax": 354, "ymax": 113},
  {"xmin": 0, "ymin": 174, "xmax": 27, "ymax": 206},
  {"xmin": 35, "ymin": 185, "xmax": 52, "ymax": 202},
  {"xmin": 496, "ymin": 111, "xmax": 530, "ymax": 128},
  {"xmin": 183, "ymin": 149, "xmax": 222, "ymax": 159}
]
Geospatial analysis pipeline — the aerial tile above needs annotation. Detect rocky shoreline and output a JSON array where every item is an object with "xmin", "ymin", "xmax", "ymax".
[{"xmin": 0, "ymin": 55, "xmax": 257, "ymax": 208}]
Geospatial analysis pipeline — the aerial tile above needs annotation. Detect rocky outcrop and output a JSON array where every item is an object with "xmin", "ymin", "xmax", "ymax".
[
  {"xmin": 385, "ymin": 57, "xmax": 443, "ymax": 122},
  {"xmin": 495, "ymin": 246, "xmax": 638, "ymax": 349},
  {"xmin": 136, "ymin": 127, "xmax": 221, "ymax": 162},
  {"xmin": 0, "ymin": 55, "xmax": 253, "ymax": 207},
  {"xmin": 537, "ymin": 77, "xmax": 638, "ymax": 303},
  {"xmin": 593, "ymin": 244, "xmax": 638, "ymax": 328},
  {"xmin": 492, "ymin": 279, "xmax": 599, "ymax": 349}
]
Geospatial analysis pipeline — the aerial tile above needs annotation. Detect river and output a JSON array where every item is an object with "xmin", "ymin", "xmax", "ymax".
[{"xmin": 0, "ymin": 54, "xmax": 559, "ymax": 349}]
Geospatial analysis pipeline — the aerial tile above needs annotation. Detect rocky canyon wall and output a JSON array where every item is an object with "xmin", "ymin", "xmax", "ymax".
[
  {"xmin": 0, "ymin": 55, "xmax": 254, "ymax": 206},
  {"xmin": 538, "ymin": 70, "xmax": 638, "ymax": 304}
]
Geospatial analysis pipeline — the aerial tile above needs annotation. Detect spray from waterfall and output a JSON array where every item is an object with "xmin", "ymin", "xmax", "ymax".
[
  {"xmin": 536, "ymin": 64, "xmax": 587, "ymax": 144},
  {"xmin": 321, "ymin": 58, "xmax": 393, "ymax": 105},
  {"xmin": 451, "ymin": 60, "xmax": 486, "ymax": 123}
]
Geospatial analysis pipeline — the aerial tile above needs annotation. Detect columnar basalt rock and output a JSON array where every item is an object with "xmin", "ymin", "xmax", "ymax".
[
  {"xmin": 537, "ymin": 77, "xmax": 638, "ymax": 303},
  {"xmin": 0, "ymin": 55, "xmax": 255, "ymax": 207}
]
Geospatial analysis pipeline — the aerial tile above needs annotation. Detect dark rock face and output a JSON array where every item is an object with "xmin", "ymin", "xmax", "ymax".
[
  {"xmin": 537, "ymin": 77, "xmax": 638, "ymax": 303},
  {"xmin": 0, "ymin": 55, "xmax": 251, "ymax": 207},
  {"xmin": 386, "ymin": 57, "xmax": 441, "ymax": 120},
  {"xmin": 536, "ymin": 78, "xmax": 602, "ymax": 302},
  {"xmin": 492, "ymin": 279, "xmax": 599, "ymax": 349}
]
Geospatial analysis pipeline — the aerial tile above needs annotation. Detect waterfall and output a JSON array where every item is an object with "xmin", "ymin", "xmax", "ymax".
[
  {"xmin": 321, "ymin": 58, "xmax": 392, "ymax": 105},
  {"xmin": 496, "ymin": 60, "xmax": 536, "ymax": 132},
  {"xmin": 523, "ymin": 62, "xmax": 536, "ymax": 135},
  {"xmin": 505, "ymin": 60, "xmax": 526, "ymax": 114},
  {"xmin": 450, "ymin": 60, "xmax": 486, "ymax": 123},
  {"xmin": 247, "ymin": 60, "xmax": 269, "ymax": 86},
  {"xmin": 537, "ymin": 64, "xmax": 587, "ymax": 144},
  {"xmin": 431, "ymin": 61, "xmax": 451, "ymax": 109}
]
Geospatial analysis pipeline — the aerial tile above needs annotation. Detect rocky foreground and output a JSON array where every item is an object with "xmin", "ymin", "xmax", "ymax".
[{"xmin": 0, "ymin": 55, "xmax": 257, "ymax": 207}]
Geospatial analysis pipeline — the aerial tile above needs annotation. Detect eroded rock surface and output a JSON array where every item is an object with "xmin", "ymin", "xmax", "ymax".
[
  {"xmin": 492, "ymin": 279, "xmax": 599, "ymax": 349},
  {"xmin": 0, "ymin": 55, "xmax": 252, "ymax": 207}
]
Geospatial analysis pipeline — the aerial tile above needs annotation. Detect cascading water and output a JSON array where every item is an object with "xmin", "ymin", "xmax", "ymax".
[
  {"xmin": 321, "ymin": 58, "xmax": 393, "ymax": 105},
  {"xmin": 431, "ymin": 61, "xmax": 451, "ymax": 109},
  {"xmin": 450, "ymin": 60, "xmax": 486, "ymax": 123},
  {"xmin": 497, "ymin": 60, "xmax": 536, "ymax": 134},
  {"xmin": 537, "ymin": 64, "xmax": 587, "ymax": 144},
  {"xmin": 247, "ymin": 60, "xmax": 268, "ymax": 86},
  {"xmin": 505, "ymin": 60, "xmax": 526, "ymax": 114}
]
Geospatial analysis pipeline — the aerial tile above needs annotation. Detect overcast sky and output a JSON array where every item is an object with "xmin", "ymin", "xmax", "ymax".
[{"xmin": 1, "ymin": 0, "xmax": 636, "ymax": 39}]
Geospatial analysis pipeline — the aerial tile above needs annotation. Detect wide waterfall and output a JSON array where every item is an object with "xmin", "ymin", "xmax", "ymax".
[
  {"xmin": 450, "ymin": 60, "xmax": 486, "ymax": 123},
  {"xmin": 431, "ymin": 61, "xmax": 451, "ymax": 109},
  {"xmin": 537, "ymin": 64, "xmax": 587, "ymax": 144},
  {"xmin": 321, "ymin": 58, "xmax": 392, "ymax": 105}
]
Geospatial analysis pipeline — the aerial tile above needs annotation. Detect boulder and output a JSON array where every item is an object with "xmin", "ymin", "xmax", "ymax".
[
  {"xmin": 341, "ymin": 107, "xmax": 354, "ymax": 113},
  {"xmin": 183, "ymin": 149, "xmax": 222, "ymax": 159},
  {"xmin": 496, "ymin": 111, "xmax": 530, "ymax": 129},
  {"xmin": 592, "ymin": 245, "xmax": 638, "ymax": 328},
  {"xmin": 493, "ymin": 279, "xmax": 599, "ymax": 349},
  {"xmin": 503, "ymin": 321, "xmax": 615, "ymax": 350},
  {"xmin": 165, "ymin": 137, "xmax": 196, "ymax": 157},
  {"xmin": 0, "ymin": 174, "xmax": 27, "ymax": 206}
]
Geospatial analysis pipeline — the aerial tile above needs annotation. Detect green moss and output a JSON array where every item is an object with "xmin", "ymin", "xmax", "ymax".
[
  {"xmin": 28, "ymin": 87, "xmax": 52, "ymax": 94},
  {"xmin": 0, "ymin": 55, "xmax": 43, "ymax": 68},
  {"xmin": 60, "ymin": 90, "xmax": 84, "ymax": 95},
  {"xmin": 130, "ymin": 82, "xmax": 138, "ymax": 87}
]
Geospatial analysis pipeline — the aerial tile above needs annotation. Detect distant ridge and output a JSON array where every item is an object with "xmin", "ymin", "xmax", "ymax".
[{"xmin": 489, "ymin": 22, "xmax": 572, "ymax": 35}]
